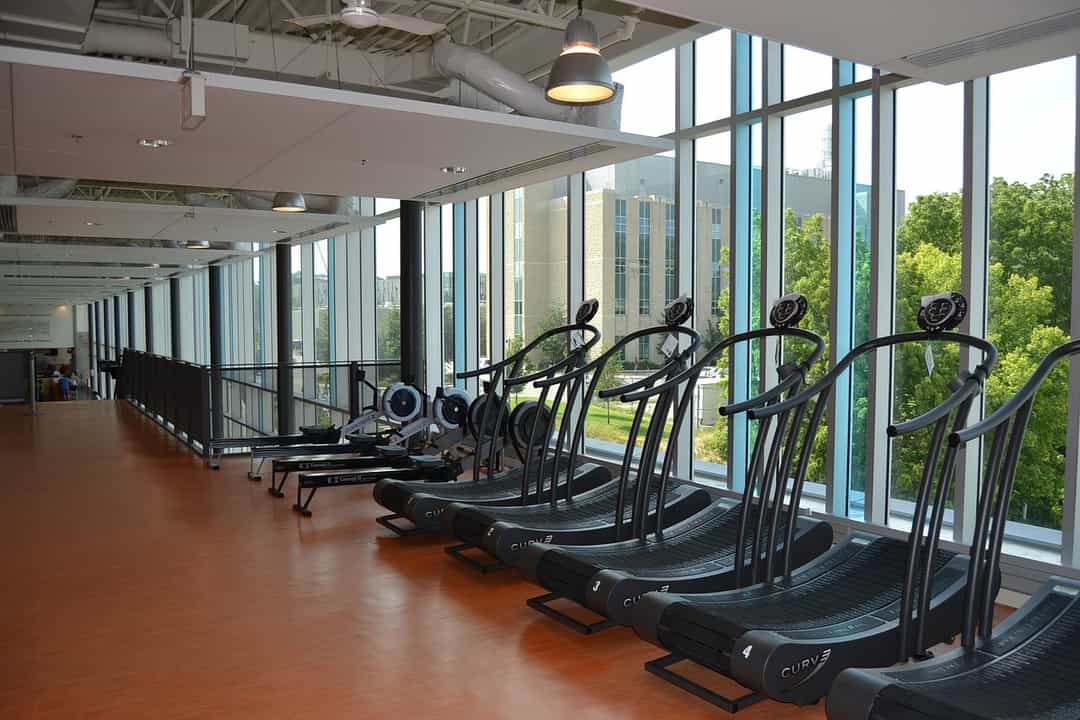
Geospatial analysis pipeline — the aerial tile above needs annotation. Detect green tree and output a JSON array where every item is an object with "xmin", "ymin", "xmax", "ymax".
[
  {"xmin": 889, "ymin": 178, "xmax": 1073, "ymax": 528},
  {"xmin": 377, "ymin": 306, "xmax": 401, "ymax": 360},
  {"xmin": 532, "ymin": 305, "xmax": 569, "ymax": 369}
]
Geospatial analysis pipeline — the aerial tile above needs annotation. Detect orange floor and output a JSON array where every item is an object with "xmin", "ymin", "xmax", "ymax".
[{"xmin": 2, "ymin": 401, "xmax": 844, "ymax": 719}]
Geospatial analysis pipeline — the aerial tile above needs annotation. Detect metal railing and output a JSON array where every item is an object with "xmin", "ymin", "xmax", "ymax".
[{"xmin": 120, "ymin": 350, "xmax": 399, "ymax": 455}]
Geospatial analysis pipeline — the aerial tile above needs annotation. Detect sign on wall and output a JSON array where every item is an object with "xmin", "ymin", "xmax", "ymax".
[{"xmin": 0, "ymin": 315, "xmax": 52, "ymax": 344}]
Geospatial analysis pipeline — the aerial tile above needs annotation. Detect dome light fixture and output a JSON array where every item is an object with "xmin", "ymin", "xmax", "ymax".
[
  {"xmin": 272, "ymin": 191, "xmax": 307, "ymax": 213},
  {"xmin": 545, "ymin": 0, "xmax": 615, "ymax": 106}
]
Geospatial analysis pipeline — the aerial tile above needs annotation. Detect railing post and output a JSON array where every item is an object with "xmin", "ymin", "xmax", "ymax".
[{"xmin": 348, "ymin": 361, "xmax": 360, "ymax": 419}]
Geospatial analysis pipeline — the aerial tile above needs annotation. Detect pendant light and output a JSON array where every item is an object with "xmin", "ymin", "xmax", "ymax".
[
  {"xmin": 272, "ymin": 191, "xmax": 307, "ymax": 213},
  {"xmin": 545, "ymin": 0, "xmax": 615, "ymax": 105}
]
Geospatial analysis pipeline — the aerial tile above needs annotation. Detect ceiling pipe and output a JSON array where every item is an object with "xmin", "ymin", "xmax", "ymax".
[{"xmin": 430, "ymin": 36, "xmax": 622, "ymax": 128}]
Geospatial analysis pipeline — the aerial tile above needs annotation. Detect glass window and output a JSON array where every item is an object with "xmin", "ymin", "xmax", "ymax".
[
  {"xmin": 847, "ymin": 93, "xmax": 873, "ymax": 521},
  {"xmin": 855, "ymin": 63, "xmax": 873, "ymax": 82},
  {"xmin": 614, "ymin": 198, "xmax": 627, "ymax": 315},
  {"xmin": 375, "ymin": 199, "xmax": 401, "ymax": 367},
  {"xmin": 783, "ymin": 106, "xmax": 832, "ymax": 494},
  {"xmin": 784, "ymin": 44, "xmax": 833, "ymax": 100},
  {"xmin": 638, "ymin": 335, "xmax": 650, "ymax": 364},
  {"xmin": 890, "ymin": 81, "xmax": 964, "ymax": 531},
  {"xmin": 986, "ymin": 57, "xmax": 1075, "ymax": 561},
  {"xmin": 638, "ymin": 201, "xmax": 651, "ymax": 315},
  {"xmin": 664, "ymin": 203, "xmax": 677, "ymax": 305},
  {"xmin": 693, "ymin": 132, "xmax": 732, "ymax": 476},
  {"xmin": 502, "ymin": 179, "xmax": 568, "ymax": 372},
  {"xmin": 613, "ymin": 50, "xmax": 675, "ymax": 136},
  {"xmin": 478, "ymin": 196, "xmax": 490, "ymax": 368},
  {"xmin": 442, "ymin": 204, "xmax": 455, "ymax": 386},
  {"xmin": 313, "ymin": 239, "xmax": 330, "ymax": 365},
  {"xmin": 751, "ymin": 35, "xmax": 763, "ymax": 110},
  {"xmin": 695, "ymin": 29, "xmax": 732, "ymax": 125},
  {"xmin": 584, "ymin": 156, "xmax": 674, "ymax": 453}
]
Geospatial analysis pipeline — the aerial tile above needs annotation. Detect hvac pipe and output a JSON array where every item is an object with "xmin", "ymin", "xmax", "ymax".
[{"xmin": 431, "ymin": 37, "xmax": 623, "ymax": 129}]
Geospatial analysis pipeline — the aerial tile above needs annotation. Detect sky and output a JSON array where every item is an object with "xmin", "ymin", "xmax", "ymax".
[{"xmin": 372, "ymin": 30, "xmax": 1076, "ymax": 278}]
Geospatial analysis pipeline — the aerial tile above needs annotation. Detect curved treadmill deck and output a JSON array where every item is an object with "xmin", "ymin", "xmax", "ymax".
[
  {"xmin": 373, "ymin": 459, "xmax": 609, "ymax": 532},
  {"xmin": 633, "ymin": 533, "xmax": 971, "ymax": 706},
  {"xmin": 519, "ymin": 500, "xmax": 833, "ymax": 626},
  {"xmin": 442, "ymin": 480, "xmax": 712, "ymax": 566},
  {"xmin": 828, "ymin": 578, "xmax": 1080, "ymax": 720}
]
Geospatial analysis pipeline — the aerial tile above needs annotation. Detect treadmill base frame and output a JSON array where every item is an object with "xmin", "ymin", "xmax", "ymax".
[
  {"xmin": 445, "ymin": 543, "xmax": 507, "ymax": 573},
  {"xmin": 526, "ymin": 592, "xmax": 614, "ymax": 635},
  {"xmin": 376, "ymin": 513, "xmax": 422, "ymax": 536},
  {"xmin": 645, "ymin": 654, "xmax": 763, "ymax": 714}
]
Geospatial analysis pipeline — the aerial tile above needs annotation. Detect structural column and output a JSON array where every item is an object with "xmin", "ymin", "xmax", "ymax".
[
  {"xmin": 209, "ymin": 265, "xmax": 224, "ymax": 441},
  {"xmin": 400, "ymin": 200, "xmax": 423, "ymax": 386},
  {"xmin": 144, "ymin": 284, "xmax": 155, "ymax": 354},
  {"xmin": 88, "ymin": 302, "xmax": 97, "ymax": 397},
  {"xmin": 673, "ymin": 41, "xmax": 695, "ymax": 481},
  {"xmin": 113, "ymin": 294, "xmax": 122, "ymax": 357},
  {"xmin": 169, "ymin": 278, "xmax": 181, "ymax": 359},
  {"xmin": 275, "ymin": 243, "xmax": 295, "ymax": 434},
  {"xmin": 127, "ymin": 291, "xmax": 135, "ymax": 349},
  {"xmin": 103, "ymin": 297, "xmax": 112, "ymax": 399}
]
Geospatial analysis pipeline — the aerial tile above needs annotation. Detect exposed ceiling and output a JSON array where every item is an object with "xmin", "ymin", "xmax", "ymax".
[
  {"xmin": 0, "ymin": 48, "xmax": 670, "ymax": 201},
  {"xmin": 630, "ymin": 0, "xmax": 1080, "ymax": 83}
]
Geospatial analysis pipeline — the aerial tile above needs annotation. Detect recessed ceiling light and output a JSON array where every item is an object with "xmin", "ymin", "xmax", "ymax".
[
  {"xmin": 138, "ymin": 137, "xmax": 172, "ymax": 149},
  {"xmin": 144, "ymin": 263, "xmax": 161, "ymax": 269},
  {"xmin": 441, "ymin": 166, "xmax": 468, "ymax": 175},
  {"xmin": 85, "ymin": 221, "xmax": 102, "ymax": 227},
  {"xmin": 187, "ymin": 240, "xmax": 210, "ymax": 248},
  {"xmin": 121, "ymin": 276, "xmax": 131, "ymax": 280},
  {"xmin": 273, "ymin": 229, "xmax": 288, "ymax": 234}
]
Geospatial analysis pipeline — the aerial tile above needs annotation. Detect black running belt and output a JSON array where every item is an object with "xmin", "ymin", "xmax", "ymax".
[
  {"xmin": 553, "ymin": 503, "xmax": 789, "ymax": 575},
  {"xmin": 669, "ymin": 538, "xmax": 955, "ymax": 632},
  {"xmin": 873, "ymin": 594, "xmax": 1080, "ymax": 720},
  {"xmin": 461, "ymin": 483, "xmax": 672, "ymax": 530}
]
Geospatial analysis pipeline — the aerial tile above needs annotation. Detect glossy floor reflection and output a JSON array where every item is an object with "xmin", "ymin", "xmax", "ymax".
[{"xmin": 1, "ymin": 401, "xmax": 832, "ymax": 719}]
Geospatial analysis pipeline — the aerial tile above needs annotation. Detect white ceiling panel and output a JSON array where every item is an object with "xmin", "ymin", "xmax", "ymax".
[
  {"xmin": 0, "ymin": 47, "xmax": 671, "ymax": 202},
  {"xmin": 6, "ymin": 197, "xmax": 374, "ymax": 246},
  {"xmin": 629, "ymin": 0, "xmax": 1080, "ymax": 83},
  {"xmin": 0, "ymin": 242, "xmax": 233, "ymax": 265},
  {"xmin": 0, "ymin": 264, "xmax": 161, "ymax": 278}
]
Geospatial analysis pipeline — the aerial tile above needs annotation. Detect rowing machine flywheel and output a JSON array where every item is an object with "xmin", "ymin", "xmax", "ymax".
[
  {"xmin": 382, "ymin": 383, "xmax": 423, "ymax": 424},
  {"xmin": 467, "ymin": 392, "xmax": 509, "ymax": 441},
  {"xmin": 508, "ymin": 400, "xmax": 554, "ymax": 451},
  {"xmin": 433, "ymin": 387, "xmax": 473, "ymax": 430}
]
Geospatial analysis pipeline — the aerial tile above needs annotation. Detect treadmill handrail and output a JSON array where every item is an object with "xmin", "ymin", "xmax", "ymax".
[
  {"xmin": 530, "ymin": 325, "xmax": 700, "ymax": 394},
  {"xmin": 951, "ymin": 338, "xmax": 1080, "ymax": 445},
  {"xmin": 455, "ymin": 322, "xmax": 597, "ymax": 380},
  {"xmin": 621, "ymin": 327, "xmax": 825, "ymax": 403},
  {"xmin": 749, "ymin": 331, "xmax": 997, "ymax": 433},
  {"xmin": 501, "ymin": 325, "xmax": 601, "ymax": 388}
]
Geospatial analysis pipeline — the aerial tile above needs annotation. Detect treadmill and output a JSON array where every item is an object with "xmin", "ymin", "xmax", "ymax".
[
  {"xmin": 518, "ymin": 294, "xmax": 835, "ymax": 634},
  {"xmin": 631, "ymin": 292, "xmax": 999, "ymax": 711},
  {"xmin": 828, "ymin": 338, "xmax": 1080, "ymax": 720},
  {"xmin": 440, "ymin": 296, "xmax": 713, "ymax": 572},
  {"xmin": 372, "ymin": 300, "xmax": 614, "ymax": 535}
]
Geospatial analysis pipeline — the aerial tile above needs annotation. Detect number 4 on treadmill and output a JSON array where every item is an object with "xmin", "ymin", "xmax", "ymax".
[{"xmin": 742, "ymin": 645, "xmax": 753, "ymax": 659}]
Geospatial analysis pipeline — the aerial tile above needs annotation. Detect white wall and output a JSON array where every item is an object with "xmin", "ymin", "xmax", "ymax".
[{"xmin": 0, "ymin": 304, "xmax": 76, "ymax": 350}]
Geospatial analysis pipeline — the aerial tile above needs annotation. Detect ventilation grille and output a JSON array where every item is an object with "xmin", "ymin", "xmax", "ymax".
[
  {"xmin": 415, "ymin": 142, "xmax": 617, "ymax": 200},
  {"xmin": 0, "ymin": 205, "xmax": 16, "ymax": 233},
  {"xmin": 904, "ymin": 10, "xmax": 1080, "ymax": 68}
]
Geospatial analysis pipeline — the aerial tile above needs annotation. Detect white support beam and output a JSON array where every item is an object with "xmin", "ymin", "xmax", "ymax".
[
  {"xmin": 464, "ymin": 199, "xmax": 479, "ymax": 396},
  {"xmin": 674, "ymin": 40, "xmax": 694, "ymax": 482},
  {"xmin": 360, "ymin": 198, "xmax": 377, "ymax": 363},
  {"xmin": 1063, "ymin": 56, "xmax": 1080, "ymax": 567},
  {"xmin": 956, "ymin": 76, "xmax": 991, "ymax": 544},
  {"xmin": 865, "ymin": 72, "xmax": 896, "ymax": 527}
]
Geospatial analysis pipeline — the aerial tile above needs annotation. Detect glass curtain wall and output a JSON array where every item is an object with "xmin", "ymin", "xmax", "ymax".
[{"xmin": 984, "ymin": 58, "xmax": 1075, "ymax": 560}]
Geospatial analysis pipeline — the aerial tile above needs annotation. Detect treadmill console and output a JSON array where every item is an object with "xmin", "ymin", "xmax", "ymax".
[
  {"xmin": 770, "ymin": 292, "xmax": 808, "ymax": 328},
  {"xmin": 575, "ymin": 298, "xmax": 600, "ymax": 324},
  {"xmin": 918, "ymin": 292, "xmax": 967, "ymax": 333},
  {"xmin": 663, "ymin": 295, "xmax": 694, "ymax": 327}
]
